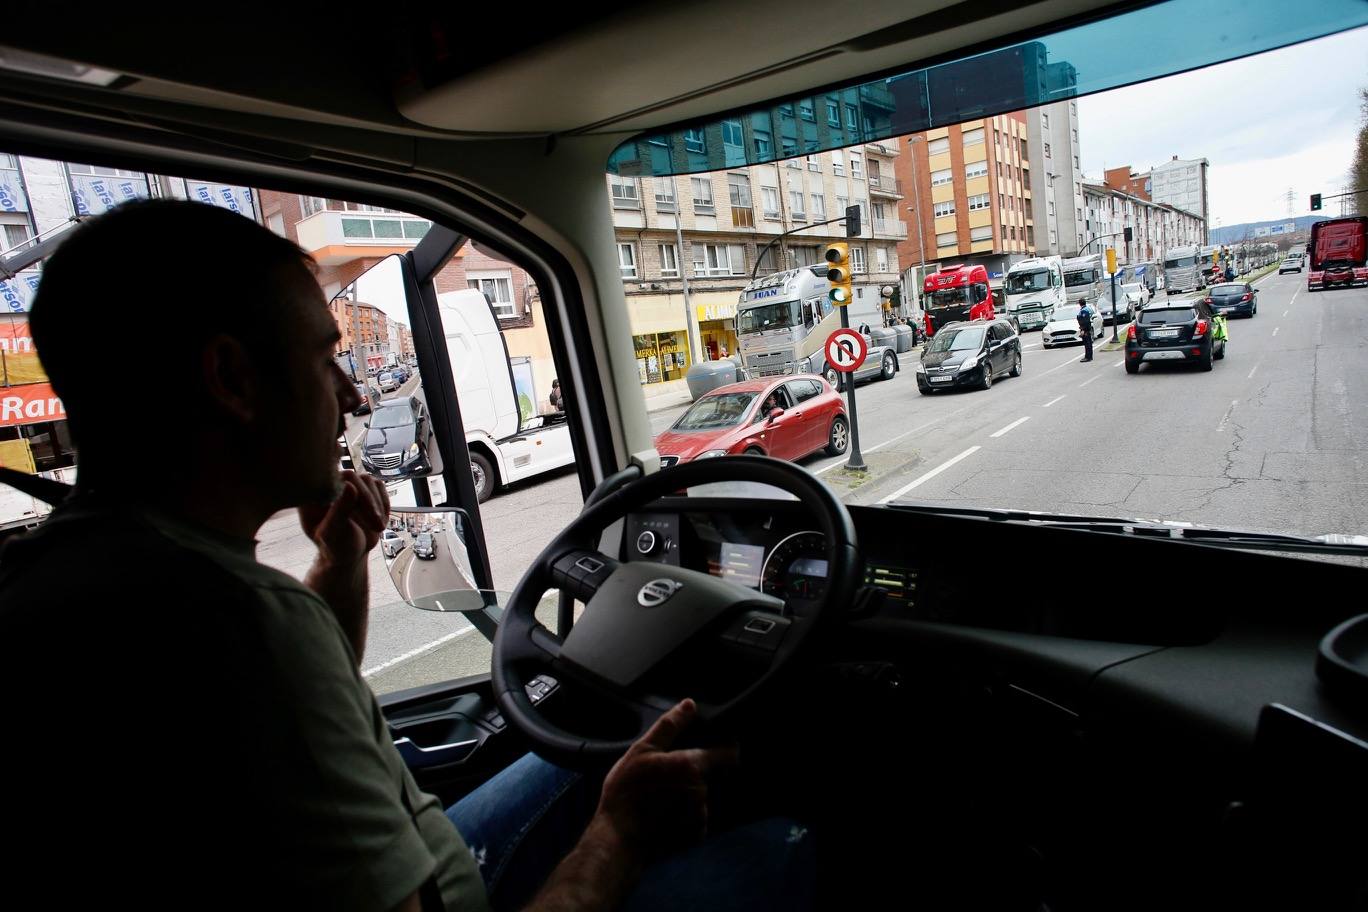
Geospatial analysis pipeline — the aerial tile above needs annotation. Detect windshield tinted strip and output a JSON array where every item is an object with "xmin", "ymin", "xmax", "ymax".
[{"xmin": 608, "ymin": 0, "xmax": 1368, "ymax": 176}]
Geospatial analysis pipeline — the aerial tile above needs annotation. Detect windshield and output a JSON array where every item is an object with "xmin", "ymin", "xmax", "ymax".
[
  {"xmin": 927, "ymin": 287, "xmax": 970, "ymax": 309},
  {"xmin": 371, "ymin": 405, "xmax": 413, "ymax": 429},
  {"xmin": 1165, "ymin": 256, "xmax": 1196, "ymax": 268},
  {"xmin": 738, "ymin": 301, "xmax": 800, "ymax": 334},
  {"xmin": 1006, "ymin": 270, "xmax": 1051, "ymax": 293},
  {"xmin": 927, "ymin": 327, "xmax": 985, "ymax": 353},
  {"xmin": 1064, "ymin": 270, "xmax": 1098, "ymax": 287},
  {"xmin": 1050, "ymin": 305, "xmax": 1081, "ymax": 322},
  {"xmin": 673, "ymin": 393, "xmax": 758, "ymax": 430},
  {"xmin": 1210, "ymin": 284, "xmax": 1245, "ymax": 294}
]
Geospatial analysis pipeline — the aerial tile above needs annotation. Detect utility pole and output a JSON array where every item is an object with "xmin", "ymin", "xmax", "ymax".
[{"xmin": 906, "ymin": 134, "xmax": 927, "ymax": 323}]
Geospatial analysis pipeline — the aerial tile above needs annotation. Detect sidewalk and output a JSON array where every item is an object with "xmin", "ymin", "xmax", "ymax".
[{"xmin": 643, "ymin": 381, "xmax": 695, "ymax": 414}]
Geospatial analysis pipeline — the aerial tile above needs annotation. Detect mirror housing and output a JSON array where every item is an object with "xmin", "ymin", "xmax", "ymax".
[
  {"xmin": 381, "ymin": 506, "xmax": 482, "ymax": 612},
  {"xmin": 768, "ymin": 408, "xmax": 785, "ymax": 422}
]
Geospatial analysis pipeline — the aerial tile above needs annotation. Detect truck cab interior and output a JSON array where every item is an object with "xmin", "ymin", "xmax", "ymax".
[{"xmin": 3, "ymin": 2, "xmax": 1368, "ymax": 909}]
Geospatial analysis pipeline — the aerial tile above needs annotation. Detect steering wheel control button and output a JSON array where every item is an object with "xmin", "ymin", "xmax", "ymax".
[
  {"xmin": 552, "ymin": 551, "xmax": 619, "ymax": 601},
  {"xmin": 575, "ymin": 556, "xmax": 605, "ymax": 574},
  {"xmin": 743, "ymin": 617, "xmax": 777, "ymax": 635},
  {"xmin": 635, "ymin": 530, "xmax": 658, "ymax": 555},
  {"xmin": 637, "ymin": 578, "xmax": 684, "ymax": 607}
]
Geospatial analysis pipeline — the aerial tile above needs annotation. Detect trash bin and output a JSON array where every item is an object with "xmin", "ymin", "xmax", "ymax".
[
  {"xmin": 686, "ymin": 360, "xmax": 741, "ymax": 400},
  {"xmin": 870, "ymin": 326, "xmax": 897, "ymax": 351},
  {"xmin": 892, "ymin": 324, "xmax": 914, "ymax": 353}
]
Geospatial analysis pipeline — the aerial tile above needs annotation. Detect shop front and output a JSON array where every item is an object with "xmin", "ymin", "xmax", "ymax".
[
  {"xmin": 633, "ymin": 331, "xmax": 691, "ymax": 385},
  {"xmin": 694, "ymin": 294, "xmax": 738, "ymax": 362}
]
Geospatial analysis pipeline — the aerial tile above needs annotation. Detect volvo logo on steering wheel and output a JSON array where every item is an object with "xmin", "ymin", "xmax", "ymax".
[{"xmin": 637, "ymin": 578, "xmax": 684, "ymax": 608}]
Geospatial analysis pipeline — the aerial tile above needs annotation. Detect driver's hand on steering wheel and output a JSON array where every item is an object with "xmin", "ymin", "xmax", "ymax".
[{"xmin": 589, "ymin": 699, "xmax": 738, "ymax": 866}]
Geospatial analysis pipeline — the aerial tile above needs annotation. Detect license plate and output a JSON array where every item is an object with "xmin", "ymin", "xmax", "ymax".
[
  {"xmin": 1150, "ymin": 328, "xmax": 1179, "ymax": 338},
  {"xmin": 1218, "ymin": 307, "xmax": 1233, "ymax": 314},
  {"xmin": 929, "ymin": 376, "xmax": 953, "ymax": 383},
  {"xmin": 1144, "ymin": 351, "xmax": 1185, "ymax": 361},
  {"xmin": 382, "ymin": 468, "xmax": 401, "ymax": 476}
]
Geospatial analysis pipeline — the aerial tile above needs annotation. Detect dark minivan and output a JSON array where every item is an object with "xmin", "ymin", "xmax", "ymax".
[
  {"xmin": 1205, "ymin": 282, "xmax": 1258, "ymax": 318},
  {"xmin": 916, "ymin": 318, "xmax": 1021, "ymax": 393},
  {"xmin": 1125, "ymin": 301, "xmax": 1227, "ymax": 373},
  {"xmin": 361, "ymin": 396, "xmax": 433, "ymax": 478}
]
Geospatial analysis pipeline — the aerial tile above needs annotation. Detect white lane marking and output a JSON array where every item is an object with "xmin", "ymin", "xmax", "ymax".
[
  {"xmin": 1041, "ymin": 353, "xmax": 1085, "ymax": 376},
  {"xmin": 811, "ymin": 401, "xmax": 978, "ymax": 473},
  {"xmin": 877, "ymin": 446, "xmax": 981, "ymax": 504},
  {"xmin": 1272, "ymin": 326, "xmax": 1280, "ymax": 337},
  {"xmin": 1042, "ymin": 395, "xmax": 1066, "ymax": 408},
  {"xmin": 1113, "ymin": 359, "xmax": 1125, "ymax": 368},
  {"xmin": 1217, "ymin": 399, "xmax": 1239, "ymax": 433},
  {"xmin": 1247, "ymin": 363, "xmax": 1260, "ymax": 380},
  {"xmin": 1289, "ymin": 290, "xmax": 1299, "ymax": 307},
  {"xmin": 990, "ymin": 416, "xmax": 1031, "ymax": 438},
  {"xmin": 1079, "ymin": 375, "xmax": 1101, "ymax": 388},
  {"xmin": 1022, "ymin": 342, "xmax": 1041, "ymax": 349},
  {"xmin": 362, "ymin": 624, "xmax": 479, "ymax": 678}
]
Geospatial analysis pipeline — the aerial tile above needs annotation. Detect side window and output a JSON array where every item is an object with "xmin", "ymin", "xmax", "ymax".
[{"xmin": 788, "ymin": 380, "xmax": 820, "ymax": 403}]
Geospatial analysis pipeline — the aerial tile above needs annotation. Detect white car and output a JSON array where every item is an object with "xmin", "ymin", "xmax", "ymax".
[
  {"xmin": 381, "ymin": 529, "xmax": 404, "ymax": 558},
  {"xmin": 1278, "ymin": 258, "xmax": 1302, "ymax": 274},
  {"xmin": 1098, "ymin": 283, "xmax": 1146, "ymax": 326},
  {"xmin": 377, "ymin": 371, "xmax": 400, "ymax": 392},
  {"xmin": 1041, "ymin": 303, "xmax": 1104, "ymax": 348}
]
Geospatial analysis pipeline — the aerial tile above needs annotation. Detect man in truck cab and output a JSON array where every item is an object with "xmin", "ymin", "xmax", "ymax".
[{"xmin": 0, "ymin": 200, "xmax": 808, "ymax": 910}]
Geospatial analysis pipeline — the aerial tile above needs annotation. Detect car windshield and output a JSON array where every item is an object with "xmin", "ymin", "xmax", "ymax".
[
  {"xmin": 927, "ymin": 287, "xmax": 970, "ymax": 309},
  {"xmin": 927, "ymin": 328, "xmax": 985, "ymax": 353},
  {"xmin": 1122, "ymin": 284, "xmax": 1144, "ymax": 295},
  {"xmin": 1050, "ymin": 305, "xmax": 1081, "ymax": 322},
  {"xmin": 738, "ymin": 301, "xmax": 800, "ymax": 334},
  {"xmin": 371, "ymin": 405, "xmax": 413, "ymax": 429},
  {"xmin": 1064, "ymin": 270, "xmax": 1097, "ymax": 287},
  {"xmin": 673, "ymin": 393, "xmax": 758, "ymax": 430},
  {"xmin": 1140, "ymin": 308, "xmax": 1196, "ymax": 325},
  {"xmin": 1006, "ymin": 270, "xmax": 1050, "ymax": 293}
]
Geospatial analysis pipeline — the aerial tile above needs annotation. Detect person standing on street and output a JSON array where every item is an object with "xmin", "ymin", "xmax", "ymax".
[{"xmin": 1077, "ymin": 299, "xmax": 1097, "ymax": 362}]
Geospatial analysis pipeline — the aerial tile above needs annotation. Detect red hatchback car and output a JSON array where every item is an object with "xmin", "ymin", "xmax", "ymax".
[{"xmin": 654, "ymin": 376, "xmax": 849, "ymax": 465}]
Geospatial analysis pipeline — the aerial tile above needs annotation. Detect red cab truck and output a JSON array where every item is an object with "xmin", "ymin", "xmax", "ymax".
[
  {"xmin": 922, "ymin": 264, "xmax": 995, "ymax": 337},
  {"xmin": 1307, "ymin": 216, "xmax": 1368, "ymax": 291}
]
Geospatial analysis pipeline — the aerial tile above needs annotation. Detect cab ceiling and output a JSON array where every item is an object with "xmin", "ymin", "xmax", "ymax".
[{"xmin": 7, "ymin": 1, "xmax": 1127, "ymax": 140}]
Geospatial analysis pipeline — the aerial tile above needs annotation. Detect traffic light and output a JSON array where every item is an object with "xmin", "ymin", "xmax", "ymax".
[
  {"xmin": 1124, "ymin": 227, "xmax": 1134, "ymax": 243},
  {"xmin": 844, "ymin": 204, "xmax": 861, "ymax": 238},
  {"xmin": 1311, "ymin": 193, "xmax": 1322, "ymax": 211},
  {"xmin": 1212, "ymin": 249, "xmax": 1220, "ymax": 266},
  {"xmin": 1105, "ymin": 248, "xmax": 1117, "ymax": 275},
  {"xmin": 824, "ymin": 242, "xmax": 853, "ymax": 307}
]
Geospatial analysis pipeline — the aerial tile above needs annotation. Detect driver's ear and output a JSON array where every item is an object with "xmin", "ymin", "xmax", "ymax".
[{"xmin": 201, "ymin": 333, "xmax": 259, "ymax": 424}]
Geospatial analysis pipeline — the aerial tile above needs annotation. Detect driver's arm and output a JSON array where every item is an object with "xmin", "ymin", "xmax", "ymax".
[{"xmin": 523, "ymin": 700, "xmax": 735, "ymax": 912}]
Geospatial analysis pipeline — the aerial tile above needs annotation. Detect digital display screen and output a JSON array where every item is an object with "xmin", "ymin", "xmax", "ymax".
[
  {"xmin": 718, "ymin": 542, "xmax": 766, "ymax": 588},
  {"xmin": 788, "ymin": 558, "xmax": 829, "ymax": 578}
]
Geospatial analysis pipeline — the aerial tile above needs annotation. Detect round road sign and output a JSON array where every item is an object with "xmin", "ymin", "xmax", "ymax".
[{"xmin": 825, "ymin": 328, "xmax": 868, "ymax": 374}]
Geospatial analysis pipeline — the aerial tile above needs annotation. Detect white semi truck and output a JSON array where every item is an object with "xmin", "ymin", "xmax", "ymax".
[{"xmin": 1002, "ymin": 256, "xmax": 1065, "ymax": 331}]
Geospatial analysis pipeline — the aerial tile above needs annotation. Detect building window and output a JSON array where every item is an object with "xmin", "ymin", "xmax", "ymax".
[
  {"xmin": 728, "ymin": 173, "xmax": 754, "ymax": 227},
  {"xmin": 936, "ymin": 231, "xmax": 957, "ymax": 248},
  {"xmin": 1050, "ymin": 229, "xmax": 1058, "ymax": 245},
  {"xmin": 1048, "ymin": 200, "xmax": 1056, "ymax": 215},
  {"xmin": 789, "ymin": 191, "xmax": 806, "ymax": 220},
  {"xmin": 468, "ymin": 274, "xmax": 516, "ymax": 319},
  {"xmin": 836, "ymin": 196, "xmax": 849, "ymax": 220},
  {"xmin": 832, "ymin": 150, "xmax": 845, "ymax": 177},
  {"xmin": 999, "ymin": 193, "xmax": 1005, "ymax": 210},
  {"xmin": 609, "ymin": 175, "xmax": 640, "ymax": 209},
  {"xmin": 994, "ymin": 128, "xmax": 1001, "ymax": 147},
  {"xmin": 692, "ymin": 243, "xmax": 747, "ymax": 277},
  {"xmin": 965, "ymin": 161, "xmax": 988, "ymax": 180},
  {"xmin": 876, "ymin": 246, "xmax": 889, "ymax": 273},
  {"xmin": 1072, "ymin": 128, "xmax": 1078, "ymax": 144},
  {"xmin": 846, "ymin": 107, "xmax": 858, "ymax": 131},
  {"xmin": 658, "ymin": 244, "xmax": 680, "ymax": 277},
  {"xmin": 2, "ymin": 220, "xmax": 32, "ymax": 250},
  {"xmin": 1020, "ymin": 138, "xmax": 1028, "ymax": 158},
  {"xmin": 928, "ymin": 137, "xmax": 950, "ymax": 155},
  {"xmin": 754, "ymin": 130, "xmax": 772, "ymax": 157},
  {"xmin": 850, "ymin": 153, "xmax": 863, "ymax": 178},
  {"xmin": 267, "ymin": 212, "xmax": 286, "ymax": 237},
  {"xmin": 634, "ymin": 332, "xmax": 691, "ymax": 385},
  {"xmin": 1010, "ymin": 226, "xmax": 1017, "ymax": 240},
  {"xmin": 811, "ymin": 194, "xmax": 826, "ymax": 219},
  {"xmin": 722, "ymin": 119, "xmax": 744, "ymax": 149},
  {"xmin": 807, "ymin": 156, "xmax": 821, "ymax": 172},
  {"xmin": 1073, "ymin": 156, "xmax": 1079, "ymax": 169},
  {"xmin": 931, "ymin": 168, "xmax": 953, "ymax": 186},
  {"xmin": 654, "ymin": 178, "xmax": 677, "ymax": 212},
  {"xmin": 962, "ymin": 128, "xmax": 985, "ymax": 146},
  {"xmin": 967, "ymin": 193, "xmax": 991, "ymax": 211},
  {"xmin": 762, "ymin": 187, "xmax": 781, "ymax": 219},
  {"xmin": 786, "ymin": 156, "xmax": 801, "ymax": 169},
  {"xmin": 850, "ymin": 246, "xmax": 866, "ymax": 273},
  {"xmin": 970, "ymin": 226, "xmax": 993, "ymax": 242},
  {"xmin": 691, "ymin": 177, "xmax": 714, "ymax": 213},
  {"xmin": 1043, "ymin": 142, "xmax": 1052, "ymax": 158},
  {"xmin": 1023, "ymin": 170, "xmax": 1031, "ymax": 191},
  {"xmin": 799, "ymin": 102, "xmax": 815, "ymax": 122},
  {"xmin": 618, "ymin": 243, "xmax": 637, "ymax": 278},
  {"xmin": 827, "ymin": 100, "xmax": 840, "ymax": 126},
  {"xmin": 934, "ymin": 200, "xmax": 955, "ymax": 218},
  {"xmin": 299, "ymin": 195, "xmax": 328, "ymax": 217},
  {"xmin": 683, "ymin": 129, "xmax": 706, "ymax": 154}
]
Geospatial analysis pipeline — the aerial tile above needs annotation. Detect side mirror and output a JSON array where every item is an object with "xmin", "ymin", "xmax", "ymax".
[
  {"xmin": 382, "ymin": 506, "xmax": 482, "ymax": 612},
  {"xmin": 768, "ymin": 408, "xmax": 785, "ymax": 422}
]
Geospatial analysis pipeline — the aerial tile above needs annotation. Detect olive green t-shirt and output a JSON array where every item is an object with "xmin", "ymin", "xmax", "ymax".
[{"xmin": 147, "ymin": 509, "xmax": 490, "ymax": 912}]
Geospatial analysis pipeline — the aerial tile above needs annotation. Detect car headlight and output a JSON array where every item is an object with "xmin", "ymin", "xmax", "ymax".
[
  {"xmin": 407, "ymin": 443, "xmax": 420, "ymax": 458},
  {"xmin": 958, "ymin": 356, "xmax": 979, "ymax": 372},
  {"xmin": 915, "ymin": 361, "xmax": 927, "ymax": 374},
  {"xmin": 696, "ymin": 449, "xmax": 729, "ymax": 459}
]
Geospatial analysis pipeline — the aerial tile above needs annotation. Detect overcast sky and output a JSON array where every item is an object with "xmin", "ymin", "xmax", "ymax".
[{"xmin": 1078, "ymin": 26, "xmax": 1368, "ymax": 227}]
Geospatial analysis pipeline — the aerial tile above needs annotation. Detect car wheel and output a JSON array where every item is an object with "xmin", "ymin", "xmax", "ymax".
[
  {"xmin": 744, "ymin": 446, "xmax": 765, "ymax": 456},
  {"xmin": 979, "ymin": 363, "xmax": 993, "ymax": 390},
  {"xmin": 1125, "ymin": 359, "xmax": 1139, "ymax": 374},
  {"xmin": 1200, "ymin": 347, "xmax": 1214, "ymax": 372},
  {"xmin": 826, "ymin": 415, "xmax": 850, "ymax": 456},
  {"xmin": 1010, "ymin": 351, "xmax": 1022, "ymax": 377},
  {"xmin": 880, "ymin": 353, "xmax": 896, "ymax": 381},
  {"xmin": 470, "ymin": 451, "xmax": 496, "ymax": 503},
  {"xmin": 823, "ymin": 366, "xmax": 839, "ymax": 387}
]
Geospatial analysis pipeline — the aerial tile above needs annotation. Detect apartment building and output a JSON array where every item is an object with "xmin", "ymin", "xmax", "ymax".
[
  {"xmin": 1081, "ymin": 182, "xmax": 1206, "ymax": 265},
  {"xmin": 1025, "ymin": 100, "xmax": 1086, "ymax": 257}
]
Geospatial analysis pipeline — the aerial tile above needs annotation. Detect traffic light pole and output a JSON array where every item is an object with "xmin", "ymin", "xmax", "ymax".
[{"xmin": 838, "ymin": 305, "xmax": 867, "ymax": 471}]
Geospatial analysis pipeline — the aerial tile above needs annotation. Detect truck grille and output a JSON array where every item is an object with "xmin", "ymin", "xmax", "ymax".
[
  {"xmin": 370, "ymin": 452, "xmax": 403, "ymax": 469},
  {"xmin": 745, "ymin": 351, "xmax": 794, "ymax": 376}
]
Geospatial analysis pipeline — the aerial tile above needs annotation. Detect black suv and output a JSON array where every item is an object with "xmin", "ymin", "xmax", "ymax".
[
  {"xmin": 1125, "ymin": 300, "xmax": 1226, "ymax": 373},
  {"xmin": 916, "ymin": 318, "xmax": 1022, "ymax": 393}
]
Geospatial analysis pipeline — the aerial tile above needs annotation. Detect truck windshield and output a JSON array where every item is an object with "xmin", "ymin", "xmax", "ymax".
[
  {"xmin": 738, "ymin": 301, "xmax": 800, "ymax": 334},
  {"xmin": 1064, "ymin": 270, "xmax": 1098, "ymax": 287},
  {"xmin": 1006, "ymin": 270, "xmax": 1050, "ymax": 293},
  {"xmin": 1165, "ymin": 256, "xmax": 1196, "ymax": 268},
  {"xmin": 673, "ymin": 392, "xmax": 758, "ymax": 430},
  {"xmin": 927, "ymin": 287, "xmax": 970, "ymax": 309}
]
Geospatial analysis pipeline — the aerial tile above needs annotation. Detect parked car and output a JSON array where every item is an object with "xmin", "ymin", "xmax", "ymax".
[
  {"xmin": 381, "ymin": 529, "xmax": 404, "ymax": 559},
  {"xmin": 413, "ymin": 531, "xmax": 436, "ymax": 560},
  {"xmin": 361, "ymin": 396, "xmax": 433, "ymax": 478},
  {"xmin": 1206, "ymin": 282, "xmax": 1259, "ymax": 318},
  {"xmin": 1041, "ymin": 303, "xmax": 1103, "ymax": 348},
  {"xmin": 915, "ymin": 318, "xmax": 1021, "ymax": 393},
  {"xmin": 351, "ymin": 382, "xmax": 372, "ymax": 416},
  {"xmin": 389, "ymin": 365, "xmax": 409, "ymax": 384},
  {"xmin": 653, "ymin": 376, "xmax": 848, "ymax": 464},
  {"xmin": 1098, "ymin": 282, "xmax": 1145, "ymax": 326},
  {"xmin": 377, "ymin": 370, "xmax": 400, "ymax": 393},
  {"xmin": 1125, "ymin": 300, "xmax": 1227, "ymax": 373},
  {"xmin": 1278, "ymin": 258, "xmax": 1302, "ymax": 274}
]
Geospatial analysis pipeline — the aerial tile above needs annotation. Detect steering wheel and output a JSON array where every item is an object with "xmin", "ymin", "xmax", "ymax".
[{"xmin": 493, "ymin": 455, "xmax": 860, "ymax": 764}]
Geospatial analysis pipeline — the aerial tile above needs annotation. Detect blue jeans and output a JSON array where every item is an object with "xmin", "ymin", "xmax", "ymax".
[{"xmin": 446, "ymin": 753, "xmax": 816, "ymax": 912}]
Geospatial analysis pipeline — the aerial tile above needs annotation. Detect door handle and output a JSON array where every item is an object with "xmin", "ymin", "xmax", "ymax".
[{"xmin": 392, "ymin": 735, "xmax": 479, "ymax": 769}]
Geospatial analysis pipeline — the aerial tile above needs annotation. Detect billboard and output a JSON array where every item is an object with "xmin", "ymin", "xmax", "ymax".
[
  {"xmin": 185, "ymin": 181, "xmax": 256, "ymax": 218},
  {"xmin": 0, "ymin": 382, "xmax": 65, "ymax": 428},
  {"xmin": 69, "ymin": 172, "xmax": 151, "ymax": 216}
]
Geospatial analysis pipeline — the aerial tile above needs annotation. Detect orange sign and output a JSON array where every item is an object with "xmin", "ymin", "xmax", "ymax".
[
  {"xmin": 0, "ymin": 316, "xmax": 46, "ymax": 385},
  {"xmin": 0, "ymin": 382, "xmax": 66, "ymax": 428}
]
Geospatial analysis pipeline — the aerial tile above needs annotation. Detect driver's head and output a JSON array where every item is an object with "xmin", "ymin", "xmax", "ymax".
[{"xmin": 31, "ymin": 199, "xmax": 359, "ymax": 508}]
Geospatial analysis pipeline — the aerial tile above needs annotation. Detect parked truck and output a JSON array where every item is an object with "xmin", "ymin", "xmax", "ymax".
[
  {"xmin": 1306, "ymin": 216, "xmax": 1368, "ymax": 292},
  {"xmin": 1002, "ymin": 255, "xmax": 1064, "ymax": 331}
]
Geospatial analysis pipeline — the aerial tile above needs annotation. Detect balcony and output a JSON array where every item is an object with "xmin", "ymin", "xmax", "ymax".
[
  {"xmin": 865, "ymin": 142, "xmax": 900, "ymax": 157},
  {"xmin": 873, "ymin": 218, "xmax": 908, "ymax": 239},
  {"xmin": 296, "ymin": 210, "xmax": 432, "ymax": 265},
  {"xmin": 868, "ymin": 175, "xmax": 903, "ymax": 198}
]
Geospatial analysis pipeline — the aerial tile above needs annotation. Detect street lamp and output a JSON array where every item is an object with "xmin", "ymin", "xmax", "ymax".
[{"xmin": 905, "ymin": 135, "xmax": 927, "ymax": 322}]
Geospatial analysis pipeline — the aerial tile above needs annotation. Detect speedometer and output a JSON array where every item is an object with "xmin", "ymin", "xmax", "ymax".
[{"xmin": 760, "ymin": 531, "xmax": 829, "ymax": 602}]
